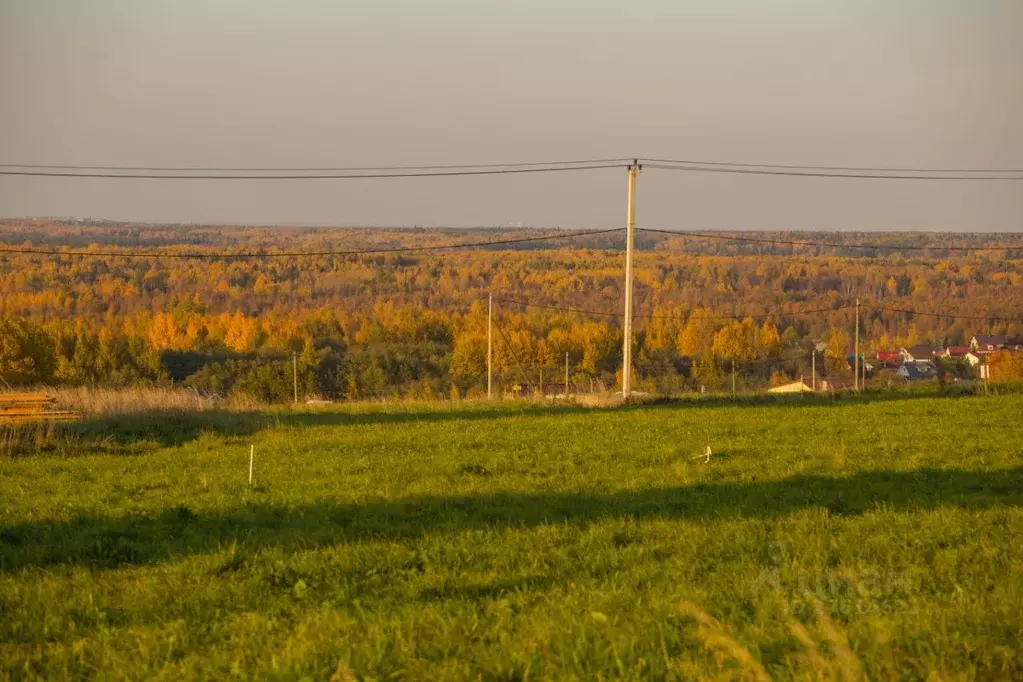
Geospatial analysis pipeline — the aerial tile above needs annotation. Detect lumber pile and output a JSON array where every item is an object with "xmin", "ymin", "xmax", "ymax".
[{"xmin": 0, "ymin": 394, "xmax": 80, "ymax": 424}]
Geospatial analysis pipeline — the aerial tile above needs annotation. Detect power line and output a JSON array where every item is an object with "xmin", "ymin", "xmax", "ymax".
[
  {"xmin": 0, "ymin": 228, "xmax": 626, "ymax": 259},
  {"xmin": 864, "ymin": 304, "xmax": 1023, "ymax": 323},
  {"xmin": 0, "ymin": 164, "xmax": 624, "ymax": 180},
  {"xmin": 6, "ymin": 225, "xmax": 1019, "ymax": 260},
  {"xmin": 6, "ymin": 156, "xmax": 1020, "ymax": 174},
  {"xmin": 640, "ymin": 157, "xmax": 1023, "ymax": 174},
  {"xmin": 489, "ymin": 312, "xmax": 534, "ymax": 392},
  {"xmin": 644, "ymin": 163, "xmax": 1023, "ymax": 181},
  {"xmin": 494, "ymin": 298, "xmax": 620, "ymax": 317},
  {"xmin": 638, "ymin": 228, "xmax": 1023, "ymax": 252},
  {"xmin": 496, "ymin": 297, "xmax": 857, "ymax": 321},
  {"xmin": 683, "ymin": 305, "xmax": 857, "ymax": 321},
  {"xmin": 495, "ymin": 297, "xmax": 1022, "ymax": 324},
  {"xmin": 0, "ymin": 158, "xmax": 633, "ymax": 172}
]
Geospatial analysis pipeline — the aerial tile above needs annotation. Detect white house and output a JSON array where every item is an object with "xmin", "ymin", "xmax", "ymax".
[{"xmin": 963, "ymin": 352, "xmax": 984, "ymax": 367}]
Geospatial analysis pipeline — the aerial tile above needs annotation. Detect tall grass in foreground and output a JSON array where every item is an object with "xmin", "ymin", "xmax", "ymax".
[
  {"xmin": 41, "ymin": 386, "xmax": 264, "ymax": 416},
  {"xmin": 0, "ymin": 387, "xmax": 266, "ymax": 457},
  {"xmin": 7, "ymin": 380, "xmax": 1023, "ymax": 419},
  {"xmin": 3, "ymin": 381, "xmax": 1023, "ymax": 459}
]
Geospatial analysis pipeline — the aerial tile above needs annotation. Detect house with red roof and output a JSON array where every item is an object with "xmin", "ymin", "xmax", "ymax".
[{"xmin": 876, "ymin": 350, "xmax": 901, "ymax": 368}]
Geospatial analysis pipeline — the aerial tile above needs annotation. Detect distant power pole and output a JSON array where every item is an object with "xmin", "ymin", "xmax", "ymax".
[
  {"xmin": 538, "ymin": 341, "xmax": 544, "ymax": 397},
  {"xmin": 565, "ymin": 352, "xmax": 570, "ymax": 399},
  {"xmin": 292, "ymin": 351, "xmax": 298, "ymax": 404},
  {"xmin": 487, "ymin": 293, "xmax": 493, "ymax": 400},
  {"xmin": 854, "ymin": 298, "xmax": 860, "ymax": 391},
  {"xmin": 811, "ymin": 348, "xmax": 817, "ymax": 391},
  {"xmin": 621, "ymin": 160, "xmax": 641, "ymax": 399}
]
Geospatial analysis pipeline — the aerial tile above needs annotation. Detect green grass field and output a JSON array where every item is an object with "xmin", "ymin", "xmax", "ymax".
[{"xmin": 2, "ymin": 394, "xmax": 1022, "ymax": 680}]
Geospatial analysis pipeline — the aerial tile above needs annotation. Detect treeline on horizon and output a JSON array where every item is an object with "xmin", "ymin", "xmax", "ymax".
[{"xmin": 1, "ymin": 220, "xmax": 1022, "ymax": 402}]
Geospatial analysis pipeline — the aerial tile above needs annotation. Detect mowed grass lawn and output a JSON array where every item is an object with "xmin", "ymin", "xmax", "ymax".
[{"xmin": 1, "ymin": 394, "xmax": 1022, "ymax": 680}]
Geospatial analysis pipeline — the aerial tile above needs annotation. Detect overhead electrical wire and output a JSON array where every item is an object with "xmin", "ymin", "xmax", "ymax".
[
  {"xmin": 5, "ymin": 156, "xmax": 1022, "ymax": 179},
  {"xmin": 637, "ymin": 228, "xmax": 1023, "ymax": 252},
  {"xmin": 640, "ymin": 157, "xmax": 1023, "ymax": 174},
  {"xmin": 864, "ymin": 304, "xmax": 1023, "ymax": 323},
  {"xmin": 643, "ymin": 163, "xmax": 1023, "ymax": 181},
  {"xmin": 0, "ymin": 164, "xmax": 624, "ymax": 180},
  {"xmin": 495, "ymin": 297, "xmax": 1022, "ymax": 323},
  {"xmin": 0, "ymin": 158, "xmax": 633, "ymax": 172},
  {"xmin": 0, "ymin": 227, "xmax": 626, "ymax": 259},
  {"xmin": 494, "ymin": 298, "xmax": 621, "ymax": 318},
  {"xmin": 5, "ymin": 224, "xmax": 1019, "ymax": 259},
  {"xmin": 4, "ymin": 154, "xmax": 1021, "ymax": 259},
  {"xmin": 496, "ymin": 297, "xmax": 858, "ymax": 321},
  {"xmin": 682, "ymin": 305, "xmax": 858, "ymax": 321}
]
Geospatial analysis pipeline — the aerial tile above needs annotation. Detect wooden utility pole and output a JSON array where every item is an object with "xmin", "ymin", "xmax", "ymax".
[
  {"xmin": 811, "ymin": 348, "xmax": 816, "ymax": 391},
  {"xmin": 292, "ymin": 352, "xmax": 298, "ymax": 404},
  {"xmin": 854, "ymin": 298, "xmax": 860, "ymax": 391},
  {"xmin": 731, "ymin": 358, "xmax": 736, "ymax": 396},
  {"xmin": 487, "ymin": 293, "xmax": 493, "ymax": 400},
  {"xmin": 565, "ymin": 352, "xmax": 570, "ymax": 399},
  {"xmin": 621, "ymin": 161, "xmax": 640, "ymax": 398},
  {"xmin": 538, "ymin": 340, "xmax": 544, "ymax": 397}
]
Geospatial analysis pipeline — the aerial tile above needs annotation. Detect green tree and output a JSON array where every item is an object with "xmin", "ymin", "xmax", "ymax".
[
  {"xmin": 693, "ymin": 351, "xmax": 724, "ymax": 391},
  {"xmin": 0, "ymin": 317, "xmax": 55, "ymax": 385}
]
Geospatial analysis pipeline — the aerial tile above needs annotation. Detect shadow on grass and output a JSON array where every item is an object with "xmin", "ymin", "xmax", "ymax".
[
  {"xmin": 418, "ymin": 575, "xmax": 556, "ymax": 602},
  {"xmin": 2, "ymin": 467, "xmax": 1020, "ymax": 573},
  {"xmin": 25, "ymin": 383, "xmax": 1021, "ymax": 452}
]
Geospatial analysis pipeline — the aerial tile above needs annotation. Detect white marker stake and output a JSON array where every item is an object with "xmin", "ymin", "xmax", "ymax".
[{"xmin": 249, "ymin": 444, "xmax": 254, "ymax": 485}]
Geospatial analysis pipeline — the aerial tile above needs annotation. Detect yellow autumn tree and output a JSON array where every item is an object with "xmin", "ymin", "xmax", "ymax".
[
  {"xmin": 711, "ymin": 321, "xmax": 756, "ymax": 361},
  {"xmin": 148, "ymin": 313, "xmax": 181, "ymax": 352},
  {"xmin": 677, "ymin": 308, "xmax": 719, "ymax": 358},
  {"xmin": 758, "ymin": 321, "xmax": 782, "ymax": 357},
  {"xmin": 224, "ymin": 311, "xmax": 260, "ymax": 353}
]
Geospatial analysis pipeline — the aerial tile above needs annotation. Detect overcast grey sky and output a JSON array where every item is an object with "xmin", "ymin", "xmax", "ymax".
[{"xmin": 1, "ymin": 0, "xmax": 1021, "ymax": 231}]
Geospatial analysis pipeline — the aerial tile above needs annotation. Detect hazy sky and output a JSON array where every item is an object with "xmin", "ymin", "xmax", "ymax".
[{"xmin": 1, "ymin": 0, "xmax": 1021, "ymax": 231}]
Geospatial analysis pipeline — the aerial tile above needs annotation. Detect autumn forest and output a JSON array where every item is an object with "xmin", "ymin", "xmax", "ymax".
[{"xmin": 2, "ymin": 219, "xmax": 1022, "ymax": 401}]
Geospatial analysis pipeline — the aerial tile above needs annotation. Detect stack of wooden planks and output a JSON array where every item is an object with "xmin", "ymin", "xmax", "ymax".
[{"xmin": 0, "ymin": 394, "xmax": 80, "ymax": 424}]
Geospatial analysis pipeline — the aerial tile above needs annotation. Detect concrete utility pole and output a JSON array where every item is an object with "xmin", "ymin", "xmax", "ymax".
[
  {"xmin": 854, "ymin": 298, "xmax": 860, "ymax": 391},
  {"xmin": 487, "ymin": 293, "xmax": 493, "ymax": 400},
  {"xmin": 621, "ymin": 160, "xmax": 640, "ymax": 398},
  {"xmin": 292, "ymin": 351, "xmax": 298, "ymax": 404}
]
